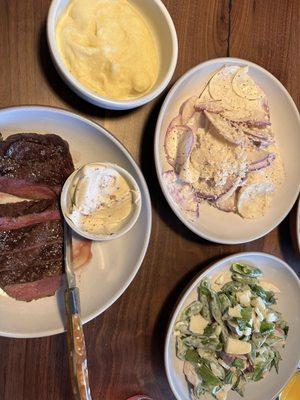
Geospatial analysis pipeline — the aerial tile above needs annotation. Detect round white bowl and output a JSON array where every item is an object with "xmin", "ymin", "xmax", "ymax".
[
  {"xmin": 47, "ymin": 0, "xmax": 178, "ymax": 110},
  {"xmin": 61, "ymin": 162, "xmax": 142, "ymax": 241},
  {"xmin": 165, "ymin": 252, "xmax": 300, "ymax": 400},
  {"xmin": 154, "ymin": 57, "xmax": 300, "ymax": 244}
]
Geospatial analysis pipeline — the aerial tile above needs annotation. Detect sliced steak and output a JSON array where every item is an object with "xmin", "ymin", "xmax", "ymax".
[
  {"xmin": 0, "ymin": 220, "xmax": 63, "ymax": 253},
  {"xmin": 0, "ymin": 242, "xmax": 62, "ymax": 287},
  {"xmin": 4, "ymin": 275, "xmax": 63, "ymax": 302},
  {"xmin": 0, "ymin": 198, "xmax": 54, "ymax": 217},
  {"xmin": 0, "ymin": 177, "xmax": 57, "ymax": 199},
  {"xmin": 0, "ymin": 209, "xmax": 61, "ymax": 231},
  {"xmin": 0, "ymin": 133, "xmax": 75, "ymax": 301},
  {"xmin": 0, "ymin": 133, "xmax": 74, "ymax": 186}
]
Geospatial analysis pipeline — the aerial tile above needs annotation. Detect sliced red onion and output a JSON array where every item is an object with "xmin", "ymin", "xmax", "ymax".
[
  {"xmin": 234, "ymin": 118, "xmax": 271, "ymax": 128},
  {"xmin": 126, "ymin": 396, "xmax": 153, "ymax": 400},
  {"xmin": 220, "ymin": 351, "xmax": 247, "ymax": 365},
  {"xmin": 163, "ymin": 171, "xmax": 199, "ymax": 220},
  {"xmin": 215, "ymin": 191, "xmax": 237, "ymax": 212},
  {"xmin": 194, "ymin": 100, "xmax": 224, "ymax": 114},
  {"xmin": 246, "ymin": 133, "xmax": 274, "ymax": 148},
  {"xmin": 164, "ymin": 125, "xmax": 195, "ymax": 169},
  {"xmin": 169, "ymin": 114, "xmax": 182, "ymax": 129},
  {"xmin": 195, "ymin": 174, "xmax": 243, "ymax": 202},
  {"xmin": 179, "ymin": 95, "xmax": 198, "ymax": 124},
  {"xmin": 249, "ymin": 153, "xmax": 275, "ymax": 172}
]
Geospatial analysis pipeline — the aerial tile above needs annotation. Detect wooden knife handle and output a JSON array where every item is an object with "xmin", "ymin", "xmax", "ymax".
[{"xmin": 65, "ymin": 288, "xmax": 92, "ymax": 400}]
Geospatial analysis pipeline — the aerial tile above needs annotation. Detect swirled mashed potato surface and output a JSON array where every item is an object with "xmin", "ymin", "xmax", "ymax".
[{"xmin": 56, "ymin": 0, "xmax": 159, "ymax": 99}]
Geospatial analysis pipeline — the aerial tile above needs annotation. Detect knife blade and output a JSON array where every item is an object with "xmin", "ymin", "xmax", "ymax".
[
  {"xmin": 64, "ymin": 221, "xmax": 76, "ymax": 289},
  {"xmin": 64, "ymin": 221, "xmax": 92, "ymax": 400}
]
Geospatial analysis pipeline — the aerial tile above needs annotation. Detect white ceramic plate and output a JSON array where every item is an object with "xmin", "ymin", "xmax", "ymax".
[
  {"xmin": 154, "ymin": 58, "xmax": 300, "ymax": 244},
  {"xmin": 165, "ymin": 252, "xmax": 300, "ymax": 400},
  {"xmin": 0, "ymin": 106, "xmax": 152, "ymax": 338},
  {"xmin": 297, "ymin": 197, "xmax": 300, "ymax": 251}
]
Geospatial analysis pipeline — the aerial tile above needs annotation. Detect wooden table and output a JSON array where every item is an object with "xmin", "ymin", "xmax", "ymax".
[{"xmin": 0, "ymin": 1, "xmax": 299, "ymax": 399}]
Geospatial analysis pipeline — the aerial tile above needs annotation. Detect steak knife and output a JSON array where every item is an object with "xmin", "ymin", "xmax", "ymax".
[{"xmin": 64, "ymin": 221, "xmax": 92, "ymax": 400}]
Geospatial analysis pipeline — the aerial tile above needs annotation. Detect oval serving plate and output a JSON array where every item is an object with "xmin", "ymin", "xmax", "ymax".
[
  {"xmin": 0, "ymin": 106, "xmax": 151, "ymax": 338},
  {"xmin": 154, "ymin": 58, "xmax": 300, "ymax": 244},
  {"xmin": 165, "ymin": 252, "xmax": 300, "ymax": 400}
]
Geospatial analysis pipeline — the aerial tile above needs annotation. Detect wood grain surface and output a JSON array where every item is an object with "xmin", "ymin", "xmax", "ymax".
[{"xmin": 0, "ymin": 1, "xmax": 299, "ymax": 399}]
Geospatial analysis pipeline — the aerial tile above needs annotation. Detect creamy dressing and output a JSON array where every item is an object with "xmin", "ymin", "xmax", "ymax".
[
  {"xmin": 67, "ymin": 164, "xmax": 134, "ymax": 235},
  {"xmin": 164, "ymin": 64, "xmax": 284, "ymax": 220}
]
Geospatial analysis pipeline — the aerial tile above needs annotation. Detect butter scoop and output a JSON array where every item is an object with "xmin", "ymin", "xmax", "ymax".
[{"xmin": 61, "ymin": 163, "xmax": 141, "ymax": 240}]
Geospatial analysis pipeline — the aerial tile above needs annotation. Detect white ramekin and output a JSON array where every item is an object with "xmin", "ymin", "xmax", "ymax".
[
  {"xmin": 47, "ymin": 0, "xmax": 178, "ymax": 110},
  {"xmin": 61, "ymin": 162, "xmax": 142, "ymax": 241}
]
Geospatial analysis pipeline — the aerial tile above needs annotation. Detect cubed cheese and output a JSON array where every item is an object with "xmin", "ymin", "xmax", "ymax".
[
  {"xmin": 228, "ymin": 304, "xmax": 242, "ymax": 318},
  {"xmin": 251, "ymin": 297, "xmax": 266, "ymax": 312},
  {"xmin": 189, "ymin": 314, "xmax": 209, "ymax": 334},
  {"xmin": 225, "ymin": 337, "xmax": 251, "ymax": 355},
  {"xmin": 236, "ymin": 290, "xmax": 252, "ymax": 306}
]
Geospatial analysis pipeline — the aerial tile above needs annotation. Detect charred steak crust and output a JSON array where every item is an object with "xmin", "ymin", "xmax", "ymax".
[
  {"xmin": 0, "ymin": 133, "xmax": 74, "ymax": 300},
  {"xmin": 0, "ymin": 220, "xmax": 63, "ymax": 254},
  {"xmin": 0, "ymin": 133, "xmax": 74, "ymax": 186},
  {"xmin": 0, "ymin": 242, "xmax": 62, "ymax": 287}
]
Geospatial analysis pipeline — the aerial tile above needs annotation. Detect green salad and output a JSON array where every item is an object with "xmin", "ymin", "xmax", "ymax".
[{"xmin": 174, "ymin": 263, "xmax": 289, "ymax": 400}]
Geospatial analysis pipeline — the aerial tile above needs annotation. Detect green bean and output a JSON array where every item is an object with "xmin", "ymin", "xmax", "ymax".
[
  {"xmin": 231, "ymin": 263, "xmax": 262, "ymax": 278},
  {"xmin": 176, "ymin": 337, "xmax": 188, "ymax": 360},
  {"xmin": 196, "ymin": 364, "xmax": 220, "ymax": 386},
  {"xmin": 232, "ymin": 273, "xmax": 258, "ymax": 285},
  {"xmin": 218, "ymin": 293, "xmax": 231, "ymax": 314},
  {"xmin": 260, "ymin": 321, "xmax": 275, "ymax": 334},
  {"xmin": 180, "ymin": 300, "xmax": 203, "ymax": 320},
  {"xmin": 185, "ymin": 348, "xmax": 201, "ymax": 363}
]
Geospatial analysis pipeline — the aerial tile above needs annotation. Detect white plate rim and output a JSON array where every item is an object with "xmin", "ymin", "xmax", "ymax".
[
  {"xmin": 0, "ymin": 105, "xmax": 152, "ymax": 338},
  {"xmin": 164, "ymin": 251, "xmax": 300, "ymax": 400},
  {"xmin": 154, "ymin": 57, "xmax": 300, "ymax": 244},
  {"xmin": 297, "ymin": 196, "xmax": 300, "ymax": 252}
]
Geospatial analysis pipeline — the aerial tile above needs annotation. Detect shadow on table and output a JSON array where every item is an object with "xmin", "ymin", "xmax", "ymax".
[
  {"xmin": 278, "ymin": 203, "xmax": 300, "ymax": 275},
  {"xmin": 149, "ymin": 254, "xmax": 228, "ymax": 396},
  {"xmin": 139, "ymin": 97, "xmax": 217, "ymax": 246},
  {"xmin": 37, "ymin": 24, "xmax": 134, "ymax": 120}
]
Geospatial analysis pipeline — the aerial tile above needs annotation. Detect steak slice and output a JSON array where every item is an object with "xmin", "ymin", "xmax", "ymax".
[
  {"xmin": 0, "ymin": 242, "xmax": 62, "ymax": 287},
  {"xmin": 0, "ymin": 133, "xmax": 74, "ymax": 186},
  {"xmin": 0, "ymin": 198, "xmax": 54, "ymax": 217},
  {"xmin": 0, "ymin": 209, "xmax": 61, "ymax": 231},
  {"xmin": 0, "ymin": 177, "xmax": 57, "ymax": 199},
  {"xmin": 0, "ymin": 220, "xmax": 63, "ymax": 253},
  {"xmin": 4, "ymin": 275, "xmax": 63, "ymax": 302}
]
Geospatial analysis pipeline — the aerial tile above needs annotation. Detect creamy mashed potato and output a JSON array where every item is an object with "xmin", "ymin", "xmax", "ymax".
[{"xmin": 56, "ymin": 0, "xmax": 159, "ymax": 100}]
